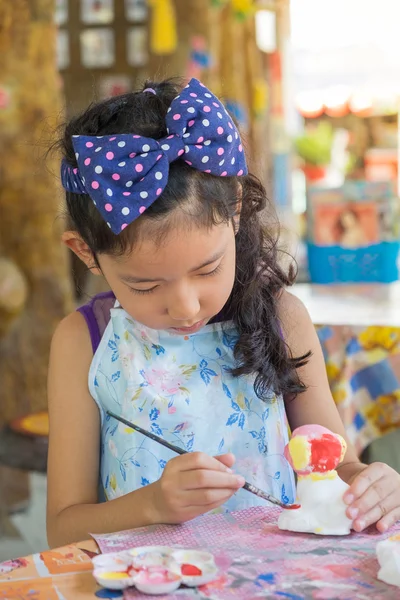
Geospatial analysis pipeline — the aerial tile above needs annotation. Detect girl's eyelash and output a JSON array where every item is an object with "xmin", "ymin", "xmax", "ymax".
[
  {"xmin": 129, "ymin": 265, "xmax": 222, "ymax": 295},
  {"xmin": 129, "ymin": 286, "xmax": 158, "ymax": 295},
  {"xmin": 201, "ymin": 264, "xmax": 223, "ymax": 277}
]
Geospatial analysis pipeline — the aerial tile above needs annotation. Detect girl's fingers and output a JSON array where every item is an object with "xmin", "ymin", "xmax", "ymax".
[
  {"xmin": 347, "ymin": 474, "xmax": 392, "ymax": 518},
  {"xmin": 214, "ymin": 453, "xmax": 236, "ymax": 469},
  {"xmin": 171, "ymin": 452, "xmax": 234, "ymax": 474},
  {"xmin": 181, "ymin": 469, "xmax": 245, "ymax": 491},
  {"xmin": 351, "ymin": 490, "xmax": 399, "ymax": 532},
  {"xmin": 183, "ymin": 487, "xmax": 238, "ymax": 508},
  {"xmin": 344, "ymin": 463, "xmax": 388, "ymax": 504},
  {"xmin": 377, "ymin": 506, "xmax": 400, "ymax": 533}
]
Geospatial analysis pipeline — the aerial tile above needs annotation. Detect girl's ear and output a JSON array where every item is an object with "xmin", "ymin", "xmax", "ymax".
[
  {"xmin": 233, "ymin": 184, "xmax": 243, "ymax": 235},
  {"xmin": 62, "ymin": 231, "xmax": 102, "ymax": 276}
]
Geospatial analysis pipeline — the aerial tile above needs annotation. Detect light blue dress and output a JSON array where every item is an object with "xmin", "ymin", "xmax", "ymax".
[{"xmin": 85, "ymin": 298, "xmax": 295, "ymax": 510}]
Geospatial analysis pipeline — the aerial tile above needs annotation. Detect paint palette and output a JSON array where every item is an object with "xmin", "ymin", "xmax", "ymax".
[{"xmin": 92, "ymin": 545, "xmax": 218, "ymax": 595}]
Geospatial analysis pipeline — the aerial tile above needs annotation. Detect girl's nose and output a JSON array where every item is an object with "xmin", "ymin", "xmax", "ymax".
[{"xmin": 167, "ymin": 286, "xmax": 201, "ymax": 322}]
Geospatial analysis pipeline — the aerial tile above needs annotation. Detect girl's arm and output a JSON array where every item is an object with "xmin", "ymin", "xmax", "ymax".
[
  {"xmin": 278, "ymin": 290, "xmax": 359, "ymax": 469},
  {"xmin": 279, "ymin": 290, "xmax": 400, "ymax": 533},
  {"xmin": 46, "ymin": 312, "xmax": 158, "ymax": 547},
  {"xmin": 47, "ymin": 312, "xmax": 243, "ymax": 547}
]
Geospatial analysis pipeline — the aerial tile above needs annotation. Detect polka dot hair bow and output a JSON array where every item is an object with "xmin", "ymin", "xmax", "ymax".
[{"xmin": 61, "ymin": 78, "xmax": 248, "ymax": 234}]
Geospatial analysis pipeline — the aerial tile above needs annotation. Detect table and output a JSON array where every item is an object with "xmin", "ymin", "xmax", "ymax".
[
  {"xmin": 0, "ymin": 506, "xmax": 399, "ymax": 599},
  {"xmin": 291, "ymin": 283, "xmax": 400, "ymax": 455}
]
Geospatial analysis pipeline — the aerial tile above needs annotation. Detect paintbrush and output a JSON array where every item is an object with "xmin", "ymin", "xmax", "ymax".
[{"xmin": 107, "ymin": 411, "xmax": 300, "ymax": 510}]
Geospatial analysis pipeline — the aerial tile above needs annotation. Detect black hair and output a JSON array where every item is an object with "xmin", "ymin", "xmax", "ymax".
[{"xmin": 59, "ymin": 78, "xmax": 310, "ymax": 401}]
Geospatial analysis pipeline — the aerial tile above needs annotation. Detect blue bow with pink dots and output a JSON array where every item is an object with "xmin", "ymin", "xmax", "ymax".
[{"xmin": 60, "ymin": 78, "xmax": 248, "ymax": 234}]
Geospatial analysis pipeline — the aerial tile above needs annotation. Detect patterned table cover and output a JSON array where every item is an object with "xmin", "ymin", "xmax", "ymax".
[
  {"xmin": 0, "ymin": 506, "xmax": 399, "ymax": 599},
  {"xmin": 92, "ymin": 506, "xmax": 400, "ymax": 600}
]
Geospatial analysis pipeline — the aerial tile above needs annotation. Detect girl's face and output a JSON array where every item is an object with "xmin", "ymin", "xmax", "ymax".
[{"xmin": 96, "ymin": 221, "xmax": 236, "ymax": 333}]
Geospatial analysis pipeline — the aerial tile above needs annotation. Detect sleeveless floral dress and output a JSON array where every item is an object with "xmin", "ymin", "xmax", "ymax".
[{"xmin": 79, "ymin": 293, "xmax": 295, "ymax": 510}]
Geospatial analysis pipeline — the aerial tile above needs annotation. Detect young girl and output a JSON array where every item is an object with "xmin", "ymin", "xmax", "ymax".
[{"xmin": 47, "ymin": 78, "xmax": 400, "ymax": 548}]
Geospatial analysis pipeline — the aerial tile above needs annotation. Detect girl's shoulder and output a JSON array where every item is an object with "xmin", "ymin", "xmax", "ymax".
[
  {"xmin": 76, "ymin": 291, "xmax": 115, "ymax": 354},
  {"xmin": 277, "ymin": 289, "xmax": 315, "ymax": 353}
]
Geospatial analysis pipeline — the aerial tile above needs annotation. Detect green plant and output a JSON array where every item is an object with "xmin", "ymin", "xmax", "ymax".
[{"xmin": 294, "ymin": 121, "xmax": 333, "ymax": 166}]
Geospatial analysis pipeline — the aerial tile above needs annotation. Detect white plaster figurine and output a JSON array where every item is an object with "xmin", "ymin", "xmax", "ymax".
[{"xmin": 278, "ymin": 424, "xmax": 353, "ymax": 536}]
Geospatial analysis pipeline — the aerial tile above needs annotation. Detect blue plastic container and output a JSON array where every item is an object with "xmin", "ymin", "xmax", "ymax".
[{"xmin": 307, "ymin": 241, "xmax": 400, "ymax": 284}]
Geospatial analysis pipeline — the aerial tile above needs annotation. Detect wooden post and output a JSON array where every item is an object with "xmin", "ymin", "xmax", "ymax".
[{"xmin": 0, "ymin": 0, "xmax": 73, "ymax": 425}]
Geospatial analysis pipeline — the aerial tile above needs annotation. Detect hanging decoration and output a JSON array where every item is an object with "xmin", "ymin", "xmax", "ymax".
[
  {"xmin": 252, "ymin": 78, "xmax": 268, "ymax": 119},
  {"xmin": 149, "ymin": 0, "xmax": 177, "ymax": 55},
  {"xmin": 186, "ymin": 36, "xmax": 212, "ymax": 80},
  {"xmin": 232, "ymin": 0, "xmax": 255, "ymax": 21}
]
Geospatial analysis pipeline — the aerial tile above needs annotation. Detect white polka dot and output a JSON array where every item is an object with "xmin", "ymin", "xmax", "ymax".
[
  {"xmin": 140, "ymin": 191, "xmax": 148, "ymax": 199},
  {"xmin": 161, "ymin": 144, "xmax": 170, "ymax": 151},
  {"xmin": 202, "ymin": 156, "xmax": 209, "ymax": 164},
  {"xmin": 204, "ymin": 140, "xmax": 211, "ymax": 146},
  {"xmin": 122, "ymin": 207, "xmax": 130, "ymax": 216},
  {"xmin": 142, "ymin": 144, "xmax": 150, "ymax": 152},
  {"xmin": 107, "ymin": 188, "xmax": 113, "ymax": 197},
  {"xmin": 204, "ymin": 93, "xmax": 212, "ymax": 98},
  {"xmin": 231, "ymin": 157, "xmax": 235, "ymax": 165},
  {"xmin": 82, "ymin": 176, "xmax": 85, "ymax": 184},
  {"xmin": 96, "ymin": 136, "xmax": 104, "ymax": 139},
  {"xmin": 167, "ymin": 107, "xmax": 172, "ymax": 113},
  {"xmin": 217, "ymin": 112, "xmax": 223, "ymax": 119},
  {"xmin": 187, "ymin": 107, "xmax": 195, "ymax": 114},
  {"xmin": 183, "ymin": 133, "xmax": 190, "ymax": 138},
  {"xmin": 74, "ymin": 181, "xmax": 77, "ymax": 187},
  {"xmin": 95, "ymin": 147, "xmax": 102, "ymax": 153},
  {"xmin": 126, "ymin": 181, "xmax": 133, "ymax": 187},
  {"xmin": 183, "ymin": 127, "xmax": 187, "ymax": 134},
  {"xmin": 72, "ymin": 135, "xmax": 79, "ymax": 138},
  {"xmin": 219, "ymin": 159, "xmax": 225, "ymax": 166},
  {"xmin": 118, "ymin": 162, "xmax": 126, "ymax": 167},
  {"xmin": 141, "ymin": 153, "xmax": 148, "ymax": 158},
  {"xmin": 75, "ymin": 152, "xmax": 79, "ymax": 160},
  {"xmin": 235, "ymin": 131, "xmax": 239, "ymax": 139},
  {"xmin": 227, "ymin": 135, "xmax": 233, "ymax": 143},
  {"xmin": 155, "ymin": 172, "xmax": 163, "ymax": 180},
  {"xmin": 202, "ymin": 119, "xmax": 210, "ymax": 127},
  {"xmin": 93, "ymin": 200, "xmax": 96, "ymax": 205},
  {"xmin": 118, "ymin": 141, "xmax": 126, "ymax": 148},
  {"xmin": 185, "ymin": 145, "xmax": 190, "ymax": 153},
  {"xmin": 196, "ymin": 99, "xmax": 204, "ymax": 104},
  {"xmin": 95, "ymin": 165, "xmax": 103, "ymax": 174},
  {"xmin": 107, "ymin": 222, "xmax": 111, "ymax": 228}
]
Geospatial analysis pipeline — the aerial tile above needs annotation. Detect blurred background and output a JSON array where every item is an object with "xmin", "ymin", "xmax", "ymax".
[{"xmin": 1, "ymin": 0, "xmax": 400, "ymax": 560}]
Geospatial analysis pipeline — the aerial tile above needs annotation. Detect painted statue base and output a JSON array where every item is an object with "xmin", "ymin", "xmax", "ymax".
[{"xmin": 278, "ymin": 473, "xmax": 353, "ymax": 536}]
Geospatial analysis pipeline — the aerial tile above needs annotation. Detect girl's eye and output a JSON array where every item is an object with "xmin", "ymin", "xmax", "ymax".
[
  {"xmin": 200, "ymin": 264, "xmax": 223, "ymax": 277},
  {"xmin": 129, "ymin": 286, "xmax": 158, "ymax": 295}
]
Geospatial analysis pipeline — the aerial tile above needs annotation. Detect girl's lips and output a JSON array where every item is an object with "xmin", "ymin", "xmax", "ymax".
[{"xmin": 169, "ymin": 319, "xmax": 207, "ymax": 334}]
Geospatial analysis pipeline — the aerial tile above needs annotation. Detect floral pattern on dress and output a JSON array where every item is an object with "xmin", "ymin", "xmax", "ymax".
[{"xmin": 89, "ymin": 305, "xmax": 295, "ymax": 510}]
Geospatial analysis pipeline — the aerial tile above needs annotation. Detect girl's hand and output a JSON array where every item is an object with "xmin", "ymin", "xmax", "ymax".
[
  {"xmin": 342, "ymin": 462, "xmax": 400, "ymax": 533},
  {"xmin": 150, "ymin": 452, "xmax": 245, "ymax": 524}
]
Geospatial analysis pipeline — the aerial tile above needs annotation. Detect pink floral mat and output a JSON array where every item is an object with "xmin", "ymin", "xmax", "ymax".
[{"xmin": 92, "ymin": 506, "xmax": 399, "ymax": 599}]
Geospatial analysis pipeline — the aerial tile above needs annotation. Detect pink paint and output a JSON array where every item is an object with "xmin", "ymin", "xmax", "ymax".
[{"xmin": 135, "ymin": 568, "xmax": 180, "ymax": 585}]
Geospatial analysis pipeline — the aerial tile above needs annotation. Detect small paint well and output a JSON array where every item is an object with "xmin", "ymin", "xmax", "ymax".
[
  {"xmin": 129, "ymin": 546, "xmax": 175, "ymax": 569},
  {"xmin": 133, "ymin": 568, "xmax": 182, "ymax": 595},
  {"xmin": 93, "ymin": 569, "xmax": 135, "ymax": 590},
  {"xmin": 171, "ymin": 550, "xmax": 218, "ymax": 587},
  {"xmin": 171, "ymin": 549, "xmax": 214, "ymax": 566},
  {"xmin": 92, "ymin": 552, "xmax": 132, "ymax": 572}
]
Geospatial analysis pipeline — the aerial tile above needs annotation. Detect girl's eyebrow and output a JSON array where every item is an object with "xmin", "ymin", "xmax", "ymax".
[{"xmin": 119, "ymin": 250, "xmax": 225, "ymax": 284}]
